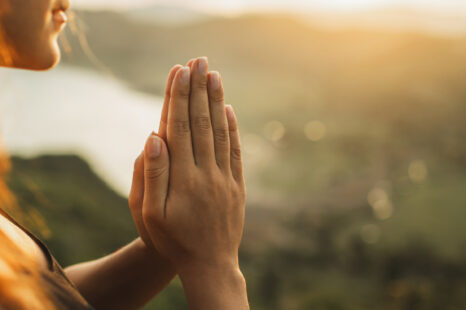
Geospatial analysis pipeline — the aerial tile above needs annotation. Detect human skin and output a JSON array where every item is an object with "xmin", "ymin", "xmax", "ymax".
[
  {"xmin": 0, "ymin": 0, "xmax": 70, "ymax": 70},
  {"xmin": 139, "ymin": 57, "xmax": 249, "ymax": 309}
]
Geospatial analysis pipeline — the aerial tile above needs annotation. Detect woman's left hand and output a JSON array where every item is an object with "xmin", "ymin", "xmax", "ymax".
[{"xmin": 128, "ymin": 64, "xmax": 182, "ymax": 253}]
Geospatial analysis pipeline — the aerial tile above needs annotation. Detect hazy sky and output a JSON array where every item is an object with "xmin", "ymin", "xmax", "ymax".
[{"xmin": 72, "ymin": 0, "xmax": 466, "ymax": 14}]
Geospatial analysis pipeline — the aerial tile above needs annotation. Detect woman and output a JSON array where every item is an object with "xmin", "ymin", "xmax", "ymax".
[{"xmin": 0, "ymin": 0, "xmax": 249, "ymax": 309}]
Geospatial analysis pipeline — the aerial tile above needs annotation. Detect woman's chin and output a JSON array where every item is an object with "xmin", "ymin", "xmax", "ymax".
[
  {"xmin": 15, "ymin": 45, "xmax": 61, "ymax": 71},
  {"xmin": 34, "ymin": 53, "xmax": 61, "ymax": 71}
]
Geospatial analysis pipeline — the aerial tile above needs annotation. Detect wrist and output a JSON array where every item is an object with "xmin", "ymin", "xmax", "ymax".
[
  {"xmin": 178, "ymin": 257, "xmax": 241, "ymax": 279},
  {"xmin": 178, "ymin": 257, "xmax": 246, "ymax": 294},
  {"xmin": 178, "ymin": 259, "xmax": 249, "ymax": 310}
]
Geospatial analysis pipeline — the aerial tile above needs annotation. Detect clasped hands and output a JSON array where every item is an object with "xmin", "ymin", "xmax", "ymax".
[{"xmin": 128, "ymin": 57, "xmax": 246, "ymax": 280}]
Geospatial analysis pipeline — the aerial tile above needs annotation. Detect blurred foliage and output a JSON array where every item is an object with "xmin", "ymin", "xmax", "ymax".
[{"xmin": 7, "ymin": 9, "xmax": 466, "ymax": 310}]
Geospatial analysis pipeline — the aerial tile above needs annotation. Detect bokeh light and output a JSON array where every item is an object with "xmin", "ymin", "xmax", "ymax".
[
  {"xmin": 368, "ymin": 188, "xmax": 394, "ymax": 220},
  {"xmin": 264, "ymin": 121, "xmax": 286, "ymax": 142},
  {"xmin": 304, "ymin": 121, "xmax": 327, "ymax": 142},
  {"xmin": 408, "ymin": 160, "xmax": 428, "ymax": 183}
]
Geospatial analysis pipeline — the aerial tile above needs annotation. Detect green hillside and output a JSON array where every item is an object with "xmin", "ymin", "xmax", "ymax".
[{"xmin": 7, "ymin": 155, "xmax": 137, "ymax": 264}]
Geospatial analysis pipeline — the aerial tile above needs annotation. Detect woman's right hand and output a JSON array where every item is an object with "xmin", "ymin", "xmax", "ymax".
[{"xmin": 141, "ymin": 57, "xmax": 249, "ymax": 309}]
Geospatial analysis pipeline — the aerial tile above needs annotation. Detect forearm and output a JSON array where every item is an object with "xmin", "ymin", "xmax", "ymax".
[
  {"xmin": 65, "ymin": 238, "xmax": 176, "ymax": 310},
  {"xmin": 178, "ymin": 261, "xmax": 249, "ymax": 310}
]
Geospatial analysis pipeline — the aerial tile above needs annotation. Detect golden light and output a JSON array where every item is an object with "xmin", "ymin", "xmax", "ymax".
[
  {"xmin": 304, "ymin": 121, "xmax": 327, "ymax": 142},
  {"xmin": 73, "ymin": 0, "xmax": 403, "ymax": 14},
  {"xmin": 373, "ymin": 200, "xmax": 393, "ymax": 220},
  {"xmin": 367, "ymin": 188, "xmax": 393, "ymax": 220},
  {"xmin": 264, "ymin": 121, "xmax": 286, "ymax": 142},
  {"xmin": 408, "ymin": 160, "xmax": 428, "ymax": 183}
]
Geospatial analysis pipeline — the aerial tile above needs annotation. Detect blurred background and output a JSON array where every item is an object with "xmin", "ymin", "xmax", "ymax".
[{"xmin": 1, "ymin": 0, "xmax": 466, "ymax": 309}]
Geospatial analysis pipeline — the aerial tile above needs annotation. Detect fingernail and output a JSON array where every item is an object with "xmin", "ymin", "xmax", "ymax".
[
  {"xmin": 209, "ymin": 71, "xmax": 220, "ymax": 90},
  {"xmin": 226, "ymin": 105, "xmax": 235, "ymax": 122},
  {"xmin": 198, "ymin": 57, "xmax": 208, "ymax": 73},
  {"xmin": 146, "ymin": 134, "xmax": 161, "ymax": 159},
  {"xmin": 181, "ymin": 66, "xmax": 190, "ymax": 85}
]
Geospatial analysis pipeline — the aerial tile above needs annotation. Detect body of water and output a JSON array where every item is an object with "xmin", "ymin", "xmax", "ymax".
[{"xmin": 0, "ymin": 65, "xmax": 164, "ymax": 197}]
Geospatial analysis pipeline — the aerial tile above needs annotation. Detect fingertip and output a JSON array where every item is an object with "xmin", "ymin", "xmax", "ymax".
[
  {"xmin": 171, "ymin": 64, "xmax": 183, "ymax": 72},
  {"xmin": 135, "ymin": 149, "xmax": 144, "ymax": 164},
  {"xmin": 180, "ymin": 66, "xmax": 191, "ymax": 86},
  {"xmin": 187, "ymin": 58, "xmax": 195, "ymax": 68},
  {"xmin": 170, "ymin": 66, "xmax": 191, "ymax": 98},
  {"xmin": 168, "ymin": 65, "xmax": 183, "ymax": 83},
  {"xmin": 225, "ymin": 105, "xmax": 237, "ymax": 127},
  {"xmin": 196, "ymin": 56, "xmax": 208, "ymax": 74},
  {"xmin": 165, "ymin": 65, "xmax": 183, "ymax": 96},
  {"xmin": 153, "ymin": 133, "xmax": 170, "ymax": 157},
  {"xmin": 208, "ymin": 71, "xmax": 221, "ymax": 90},
  {"xmin": 145, "ymin": 132, "xmax": 171, "ymax": 160},
  {"xmin": 132, "ymin": 150, "xmax": 145, "ymax": 182}
]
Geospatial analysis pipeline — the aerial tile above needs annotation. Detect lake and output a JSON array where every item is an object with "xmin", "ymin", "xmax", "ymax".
[{"xmin": 0, "ymin": 65, "xmax": 164, "ymax": 197}]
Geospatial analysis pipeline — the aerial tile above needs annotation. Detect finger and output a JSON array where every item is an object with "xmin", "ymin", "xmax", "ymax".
[
  {"xmin": 186, "ymin": 58, "xmax": 195, "ymax": 69},
  {"xmin": 159, "ymin": 65, "xmax": 183, "ymax": 139},
  {"xmin": 208, "ymin": 71, "xmax": 230, "ymax": 171},
  {"xmin": 142, "ymin": 133, "xmax": 170, "ymax": 221},
  {"xmin": 167, "ymin": 66, "xmax": 195, "ymax": 167},
  {"xmin": 129, "ymin": 151, "xmax": 152, "ymax": 247},
  {"xmin": 129, "ymin": 151, "xmax": 144, "ymax": 211},
  {"xmin": 225, "ymin": 105, "xmax": 244, "ymax": 182},
  {"xmin": 190, "ymin": 57, "xmax": 215, "ymax": 166}
]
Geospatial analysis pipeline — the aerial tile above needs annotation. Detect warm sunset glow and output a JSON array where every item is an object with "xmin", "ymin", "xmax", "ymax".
[{"xmin": 72, "ymin": 0, "xmax": 466, "ymax": 14}]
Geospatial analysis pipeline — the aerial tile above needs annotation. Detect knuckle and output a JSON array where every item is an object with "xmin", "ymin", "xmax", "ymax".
[
  {"xmin": 193, "ymin": 77, "xmax": 208, "ymax": 90},
  {"xmin": 194, "ymin": 116, "xmax": 211, "ymax": 132},
  {"xmin": 228, "ymin": 124, "xmax": 238, "ymax": 132},
  {"xmin": 175, "ymin": 87, "xmax": 190, "ymax": 99},
  {"xmin": 231, "ymin": 147, "xmax": 242, "ymax": 161},
  {"xmin": 206, "ymin": 170, "xmax": 224, "ymax": 188},
  {"xmin": 214, "ymin": 128, "xmax": 229, "ymax": 144},
  {"xmin": 142, "ymin": 207, "xmax": 158, "ymax": 224},
  {"xmin": 172, "ymin": 120, "xmax": 191, "ymax": 137},
  {"xmin": 210, "ymin": 92, "xmax": 224, "ymax": 105},
  {"xmin": 145, "ymin": 166, "xmax": 167, "ymax": 181},
  {"xmin": 184, "ymin": 175, "xmax": 198, "ymax": 193}
]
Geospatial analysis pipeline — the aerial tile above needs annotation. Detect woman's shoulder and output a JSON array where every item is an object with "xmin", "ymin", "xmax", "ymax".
[
  {"xmin": 0, "ymin": 210, "xmax": 50, "ymax": 269},
  {"xmin": 0, "ymin": 208, "xmax": 94, "ymax": 310},
  {"xmin": 0, "ymin": 217, "xmax": 56, "ymax": 310}
]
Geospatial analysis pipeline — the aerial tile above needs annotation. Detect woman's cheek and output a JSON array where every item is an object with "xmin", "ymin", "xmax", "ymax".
[{"xmin": 0, "ymin": 0, "xmax": 60, "ymax": 70}]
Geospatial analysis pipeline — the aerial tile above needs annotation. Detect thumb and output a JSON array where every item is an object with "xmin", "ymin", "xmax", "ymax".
[{"xmin": 143, "ymin": 132, "xmax": 170, "ymax": 221}]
